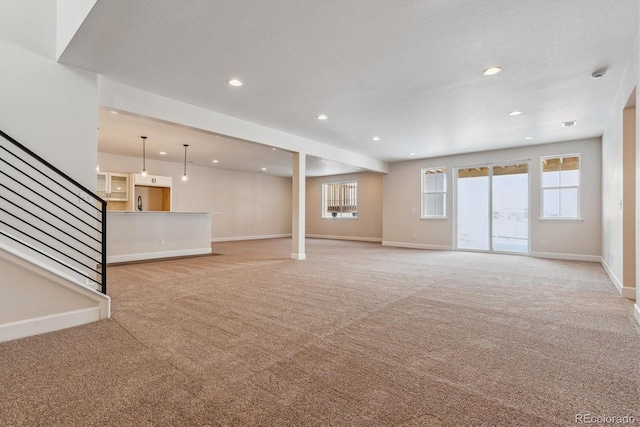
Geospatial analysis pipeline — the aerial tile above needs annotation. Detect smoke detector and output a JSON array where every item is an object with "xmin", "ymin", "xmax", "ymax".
[{"xmin": 591, "ymin": 70, "xmax": 606, "ymax": 80}]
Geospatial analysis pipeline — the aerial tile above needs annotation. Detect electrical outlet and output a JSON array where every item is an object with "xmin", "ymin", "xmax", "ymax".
[
  {"xmin": 160, "ymin": 238, "xmax": 165, "ymax": 245},
  {"xmin": 371, "ymin": 229, "xmax": 375, "ymax": 235},
  {"xmin": 412, "ymin": 233, "xmax": 417, "ymax": 240},
  {"xmin": 540, "ymin": 240, "xmax": 546, "ymax": 247},
  {"xmin": 412, "ymin": 207, "xmax": 416, "ymax": 213}
]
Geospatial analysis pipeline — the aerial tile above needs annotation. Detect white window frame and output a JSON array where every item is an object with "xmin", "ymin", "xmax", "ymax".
[
  {"xmin": 540, "ymin": 154, "xmax": 581, "ymax": 221},
  {"xmin": 322, "ymin": 181, "xmax": 358, "ymax": 219},
  {"xmin": 421, "ymin": 167, "xmax": 447, "ymax": 219}
]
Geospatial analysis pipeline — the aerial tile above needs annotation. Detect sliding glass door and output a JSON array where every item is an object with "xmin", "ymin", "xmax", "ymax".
[
  {"xmin": 457, "ymin": 167, "xmax": 490, "ymax": 250},
  {"xmin": 491, "ymin": 164, "xmax": 528, "ymax": 253},
  {"xmin": 456, "ymin": 163, "xmax": 529, "ymax": 253}
]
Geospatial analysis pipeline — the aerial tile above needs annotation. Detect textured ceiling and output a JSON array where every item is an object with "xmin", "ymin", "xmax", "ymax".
[
  {"xmin": 98, "ymin": 108, "xmax": 358, "ymax": 177},
  {"xmin": 63, "ymin": 0, "xmax": 639, "ymax": 174}
]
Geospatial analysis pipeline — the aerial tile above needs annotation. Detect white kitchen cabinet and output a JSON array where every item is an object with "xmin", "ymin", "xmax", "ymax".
[
  {"xmin": 97, "ymin": 172, "xmax": 129, "ymax": 201},
  {"xmin": 133, "ymin": 173, "xmax": 172, "ymax": 187}
]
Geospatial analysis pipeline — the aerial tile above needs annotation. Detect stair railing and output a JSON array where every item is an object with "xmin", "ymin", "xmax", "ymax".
[{"xmin": 0, "ymin": 130, "xmax": 107, "ymax": 294}]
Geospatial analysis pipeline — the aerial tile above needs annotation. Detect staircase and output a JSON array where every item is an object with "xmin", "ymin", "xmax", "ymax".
[{"xmin": 0, "ymin": 130, "xmax": 110, "ymax": 342}]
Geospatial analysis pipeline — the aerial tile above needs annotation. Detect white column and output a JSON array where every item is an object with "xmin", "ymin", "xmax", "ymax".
[{"xmin": 291, "ymin": 152, "xmax": 306, "ymax": 260}]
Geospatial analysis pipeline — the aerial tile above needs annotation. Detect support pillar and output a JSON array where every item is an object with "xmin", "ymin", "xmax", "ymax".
[{"xmin": 291, "ymin": 152, "xmax": 306, "ymax": 260}]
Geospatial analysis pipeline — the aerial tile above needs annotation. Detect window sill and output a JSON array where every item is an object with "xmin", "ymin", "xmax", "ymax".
[
  {"xmin": 420, "ymin": 216, "xmax": 449, "ymax": 220},
  {"xmin": 538, "ymin": 217, "xmax": 583, "ymax": 223}
]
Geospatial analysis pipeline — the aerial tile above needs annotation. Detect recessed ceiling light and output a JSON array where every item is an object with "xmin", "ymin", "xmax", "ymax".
[
  {"xmin": 524, "ymin": 136, "xmax": 533, "ymax": 140},
  {"xmin": 261, "ymin": 167, "xmax": 267, "ymax": 171},
  {"xmin": 317, "ymin": 114, "xmax": 328, "ymax": 120},
  {"xmin": 110, "ymin": 111, "xmax": 118, "ymax": 114},
  {"xmin": 371, "ymin": 136, "xmax": 380, "ymax": 141},
  {"xmin": 159, "ymin": 151, "xmax": 167, "ymax": 155},
  {"xmin": 228, "ymin": 78, "xmax": 242, "ymax": 87},
  {"xmin": 272, "ymin": 147, "xmax": 277, "ymax": 151},
  {"xmin": 562, "ymin": 120, "xmax": 577, "ymax": 127},
  {"xmin": 409, "ymin": 152, "xmax": 416, "ymax": 156},
  {"xmin": 508, "ymin": 111, "xmax": 522, "ymax": 116},
  {"xmin": 212, "ymin": 159, "xmax": 219, "ymax": 163},
  {"xmin": 482, "ymin": 66, "xmax": 502, "ymax": 76}
]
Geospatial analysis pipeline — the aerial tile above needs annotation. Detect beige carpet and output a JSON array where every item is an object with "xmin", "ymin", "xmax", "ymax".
[{"xmin": 1, "ymin": 238, "xmax": 639, "ymax": 426}]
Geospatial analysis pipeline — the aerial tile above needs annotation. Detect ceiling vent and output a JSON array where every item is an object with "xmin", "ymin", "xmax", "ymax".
[
  {"xmin": 591, "ymin": 70, "xmax": 607, "ymax": 79},
  {"xmin": 562, "ymin": 120, "xmax": 577, "ymax": 127}
]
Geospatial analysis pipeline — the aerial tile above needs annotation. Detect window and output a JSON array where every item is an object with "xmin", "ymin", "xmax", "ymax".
[
  {"xmin": 421, "ymin": 167, "xmax": 447, "ymax": 218},
  {"xmin": 541, "ymin": 155, "xmax": 580, "ymax": 219},
  {"xmin": 322, "ymin": 182, "xmax": 357, "ymax": 218}
]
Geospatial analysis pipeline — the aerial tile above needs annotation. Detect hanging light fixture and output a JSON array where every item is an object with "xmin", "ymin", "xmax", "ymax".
[
  {"xmin": 140, "ymin": 136, "xmax": 148, "ymax": 176},
  {"xmin": 182, "ymin": 144, "xmax": 189, "ymax": 181}
]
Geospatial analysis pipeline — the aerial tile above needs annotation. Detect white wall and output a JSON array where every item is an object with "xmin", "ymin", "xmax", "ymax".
[
  {"xmin": 56, "ymin": 0, "xmax": 97, "ymax": 60},
  {"xmin": 383, "ymin": 138, "xmax": 602, "ymax": 259},
  {"xmin": 0, "ymin": 0, "xmax": 98, "ymax": 188},
  {"xmin": 0, "ymin": 253, "xmax": 97, "ymax": 323},
  {"xmin": 98, "ymin": 152, "xmax": 292, "ymax": 240},
  {"xmin": 0, "ymin": 0, "xmax": 102, "ymax": 308},
  {"xmin": 602, "ymin": 35, "xmax": 639, "ymax": 305},
  {"xmin": 306, "ymin": 172, "xmax": 383, "ymax": 241}
]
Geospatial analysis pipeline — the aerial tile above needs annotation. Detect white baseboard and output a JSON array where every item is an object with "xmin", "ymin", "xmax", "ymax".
[
  {"xmin": 530, "ymin": 252, "xmax": 601, "ymax": 262},
  {"xmin": 0, "ymin": 307, "xmax": 100, "ymax": 343},
  {"xmin": 600, "ymin": 257, "xmax": 636, "ymax": 300},
  {"xmin": 382, "ymin": 241, "xmax": 454, "ymax": 251},
  {"xmin": 291, "ymin": 252, "xmax": 306, "ymax": 260},
  {"xmin": 211, "ymin": 233, "xmax": 292, "ymax": 243},
  {"xmin": 107, "ymin": 247, "xmax": 212, "ymax": 263},
  {"xmin": 635, "ymin": 304, "xmax": 640, "ymax": 326},
  {"xmin": 307, "ymin": 234, "xmax": 382, "ymax": 243}
]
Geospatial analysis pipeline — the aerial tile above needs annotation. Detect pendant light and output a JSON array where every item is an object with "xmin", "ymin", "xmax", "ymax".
[
  {"xmin": 182, "ymin": 144, "xmax": 189, "ymax": 181},
  {"xmin": 140, "ymin": 136, "xmax": 148, "ymax": 176}
]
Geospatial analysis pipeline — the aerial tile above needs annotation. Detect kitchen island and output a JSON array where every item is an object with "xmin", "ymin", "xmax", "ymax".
[{"xmin": 107, "ymin": 211, "xmax": 212, "ymax": 263}]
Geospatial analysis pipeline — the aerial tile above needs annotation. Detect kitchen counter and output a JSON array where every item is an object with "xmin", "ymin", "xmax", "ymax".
[{"xmin": 107, "ymin": 211, "xmax": 213, "ymax": 263}]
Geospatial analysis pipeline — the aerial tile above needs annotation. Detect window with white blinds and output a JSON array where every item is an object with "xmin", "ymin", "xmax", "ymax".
[{"xmin": 322, "ymin": 182, "xmax": 357, "ymax": 218}]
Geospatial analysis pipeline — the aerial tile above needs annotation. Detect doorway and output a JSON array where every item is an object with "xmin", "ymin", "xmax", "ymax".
[
  {"xmin": 456, "ymin": 162, "xmax": 529, "ymax": 253},
  {"xmin": 622, "ymin": 89, "xmax": 636, "ymax": 292}
]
